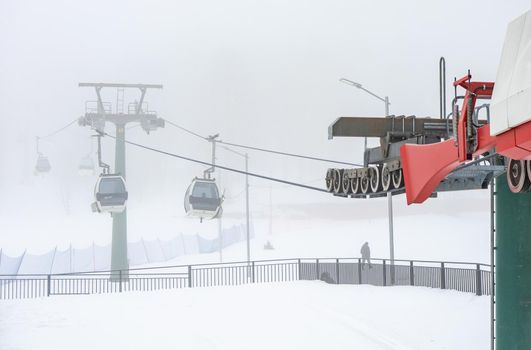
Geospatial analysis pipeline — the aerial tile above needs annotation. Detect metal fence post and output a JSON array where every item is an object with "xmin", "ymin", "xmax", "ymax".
[
  {"xmin": 119, "ymin": 270, "xmax": 123, "ymax": 293},
  {"xmin": 47, "ymin": 275, "xmax": 51, "ymax": 297},
  {"xmin": 15, "ymin": 250, "xmax": 26, "ymax": 276},
  {"xmin": 188, "ymin": 265, "xmax": 192, "ymax": 288},
  {"xmin": 49, "ymin": 247, "xmax": 57, "ymax": 275},
  {"xmin": 476, "ymin": 264, "xmax": 482, "ymax": 296},
  {"xmin": 316, "ymin": 259, "xmax": 320, "ymax": 280},
  {"xmin": 358, "ymin": 258, "xmax": 362, "ymax": 284},
  {"xmin": 383, "ymin": 259, "xmax": 387, "ymax": 286},
  {"xmin": 336, "ymin": 258, "xmax": 340, "ymax": 284},
  {"xmin": 251, "ymin": 261, "xmax": 255, "ymax": 283},
  {"xmin": 409, "ymin": 261, "xmax": 414, "ymax": 286},
  {"xmin": 297, "ymin": 259, "xmax": 302, "ymax": 280},
  {"xmin": 440, "ymin": 262, "xmax": 446, "ymax": 289}
]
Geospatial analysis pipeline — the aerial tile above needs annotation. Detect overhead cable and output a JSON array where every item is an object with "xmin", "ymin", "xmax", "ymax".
[
  {"xmin": 104, "ymin": 132, "xmax": 328, "ymax": 193},
  {"xmin": 163, "ymin": 119, "xmax": 208, "ymax": 140},
  {"xmin": 39, "ymin": 118, "xmax": 79, "ymax": 139},
  {"xmin": 162, "ymin": 118, "xmax": 362, "ymax": 167},
  {"xmin": 216, "ymin": 139, "xmax": 363, "ymax": 167}
]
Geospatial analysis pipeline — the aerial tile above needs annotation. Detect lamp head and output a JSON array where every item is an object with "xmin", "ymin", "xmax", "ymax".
[{"xmin": 339, "ymin": 78, "xmax": 362, "ymax": 89}]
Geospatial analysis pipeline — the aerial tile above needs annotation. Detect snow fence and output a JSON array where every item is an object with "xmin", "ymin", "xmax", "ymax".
[{"xmin": 0, "ymin": 223, "xmax": 254, "ymax": 275}]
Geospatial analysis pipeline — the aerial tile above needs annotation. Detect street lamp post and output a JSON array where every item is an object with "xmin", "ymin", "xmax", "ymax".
[
  {"xmin": 245, "ymin": 153, "xmax": 250, "ymax": 267},
  {"xmin": 340, "ymin": 78, "xmax": 395, "ymax": 284},
  {"xmin": 219, "ymin": 145, "xmax": 251, "ymax": 267},
  {"xmin": 340, "ymin": 78, "xmax": 390, "ymax": 160}
]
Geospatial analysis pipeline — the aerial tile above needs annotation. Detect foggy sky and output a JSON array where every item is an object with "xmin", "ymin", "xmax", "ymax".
[{"xmin": 0, "ymin": 0, "xmax": 528, "ymax": 250}]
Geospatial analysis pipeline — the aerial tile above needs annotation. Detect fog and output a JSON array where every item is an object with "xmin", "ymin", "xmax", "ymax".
[{"xmin": 0, "ymin": 0, "xmax": 528, "ymax": 254}]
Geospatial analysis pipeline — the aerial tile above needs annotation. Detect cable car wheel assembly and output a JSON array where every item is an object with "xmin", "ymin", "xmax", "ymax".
[
  {"xmin": 326, "ymin": 160, "xmax": 404, "ymax": 198},
  {"xmin": 506, "ymin": 158, "xmax": 531, "ymax": 194}
]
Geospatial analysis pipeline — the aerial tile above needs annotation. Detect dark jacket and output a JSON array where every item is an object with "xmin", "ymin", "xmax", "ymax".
[{"xmin": 360, "ymin": 243, "xmax": 370, "ymax": 258}]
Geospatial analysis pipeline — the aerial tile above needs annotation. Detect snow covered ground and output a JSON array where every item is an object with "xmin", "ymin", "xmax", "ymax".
[
  {"xmin": 0, "ymin": 161, "xmax": 491, "ymax": 349},
  {"xmin": 0, "ymin": 281, "xmax": 488, "ymax": 350}
]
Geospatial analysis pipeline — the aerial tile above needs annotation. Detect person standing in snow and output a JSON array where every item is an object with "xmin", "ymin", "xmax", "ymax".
[{"xmin": 360, "ymin": 242, "xmax": 372, "ymax": 269}]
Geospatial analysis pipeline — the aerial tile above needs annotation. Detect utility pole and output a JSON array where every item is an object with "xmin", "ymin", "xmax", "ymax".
[
  {"xmin": 216, "ymin": 153, "xmax": 223, "ymax": 263},
  {"xmin": 340, "ymin": 78, "xmax": 395, "ymax": 284},
  {"xmin": 78, "ymin": 83, "xmax": 164, "ymax": 278},
  {"xmin": 387, "ymin": 190, "xmax": 395, "ymax": 284},
  {"xmin": 219, "ymin": 144, "xmax": 251, "ymax": 266},
  {"xmin": 218, "ymin": 215, "xmax": 223, "ymax": 263},
  {"xmin": 245, "ymin": 153, "xmax": 250, "ymax": 266},
  {"xmin": 383, "ymin": 95, "xmax": 394, "ymax": 285},
  {"xmin": 268, "ymin": 183, "xmax": 273, "ymax": 237}
]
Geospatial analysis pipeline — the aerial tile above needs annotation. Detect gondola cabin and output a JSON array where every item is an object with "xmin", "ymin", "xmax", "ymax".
[
  {"xmin": 35, "ymin": 154, "xmax": 51, "ymax": 174},
  {"xmin": 92, "ymin": 174, "xmax": 128, "ymax": 213},
  {"xmin": 184, "ymin": 178, "xmax": 222, "ymax": 221},
  {"xmin": 78, "ymin": 156, "xmax": 95, "ymax": 176}
]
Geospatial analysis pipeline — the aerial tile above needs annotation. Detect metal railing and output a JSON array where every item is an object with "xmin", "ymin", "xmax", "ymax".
[{"xmin": 0, "ymin": 257, "xmax": 491, "ymax": 300}]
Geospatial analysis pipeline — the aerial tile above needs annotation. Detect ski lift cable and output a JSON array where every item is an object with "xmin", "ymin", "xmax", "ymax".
[
  {"xmin": 103, "ymin": 132, "xmax": 329, "ymax": 193},
  {"xmin": 215, "ymin": 140, "xmax": 363, "ymax": 167},
  {"xmin": 251, "ymin": 177, "xmax": 323, "ymax": 189},
  {"xmin": 163, "ymin": 119, "xmax": 208, "ymax": 140},
  {"xmin": 38, "ymin": 118, "xmax": 79, "ymax": 140},
  {"xmin": 162, "ymin": 118, "xmax": 362, "ymax": 167}
]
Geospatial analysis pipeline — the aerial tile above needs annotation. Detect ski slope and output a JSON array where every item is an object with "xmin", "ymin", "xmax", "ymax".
[{"xmin": 0, "ymin": 282, "xmax": 488, "ymax": 350}]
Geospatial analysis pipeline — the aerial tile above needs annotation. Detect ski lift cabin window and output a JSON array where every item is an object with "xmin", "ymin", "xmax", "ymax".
[
  {"xmin": 99, "ymin": 177, "xmax": 126, "ymax": 194},
  {"xmin": 192, "ymin": 181, "xmax": 218, "ymax": 199}
]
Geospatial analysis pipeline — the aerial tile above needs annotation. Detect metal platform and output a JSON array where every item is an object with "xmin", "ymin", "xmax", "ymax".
[
  {"xmin": 438, "ymin": 164, "xmax": 505, "ymax": 192},
  {"xmin": 329, "ymin": 115, "xmax": 453, "ymax": 140}
]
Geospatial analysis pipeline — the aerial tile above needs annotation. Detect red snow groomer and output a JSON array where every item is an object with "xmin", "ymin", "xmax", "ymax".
[{"xmin": 326, "ymin": 10, "xmax": 531, "ymax": 204}]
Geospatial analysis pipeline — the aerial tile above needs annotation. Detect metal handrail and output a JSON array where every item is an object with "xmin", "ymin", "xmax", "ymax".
[
  {"xmin": 0, "ymin": 256, "xmax": 490, "ymax": 277},
  {"xmin": 0, "ymin": 257, "xmax": 491, "ymax": 300}
]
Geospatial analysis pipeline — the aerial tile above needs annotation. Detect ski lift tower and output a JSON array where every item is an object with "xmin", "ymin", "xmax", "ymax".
[{"xmin": 78, "ymin": 83, "xmax": 164, "ymax": 276}]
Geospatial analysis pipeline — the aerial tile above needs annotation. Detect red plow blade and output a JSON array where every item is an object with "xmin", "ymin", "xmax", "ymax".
[{"xmin": 400, "ymin": 139, "xmax": 460, "ymax": 204}]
